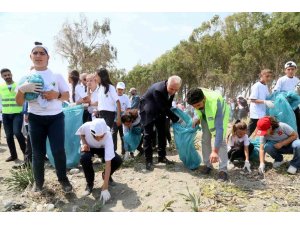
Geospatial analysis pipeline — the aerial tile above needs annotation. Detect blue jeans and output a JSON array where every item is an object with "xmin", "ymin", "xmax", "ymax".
[
  {"xmin": 2, "ymin": 113, "xmax": 26, "ymax": 158},
  {"xmin": 264, "ymin": 140, "xmax": 300, "ymax": 168},
  {"xmin": 28, "ymin": 112, "xmax": 68, "ymax": 186}
]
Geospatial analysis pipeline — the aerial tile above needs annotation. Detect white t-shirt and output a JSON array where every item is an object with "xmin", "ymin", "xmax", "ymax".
[
  {"xmin": 88, "ymin": 86, "xmax": 99, "ymax": 114},
  {"xmin": 228, "ymin": 134, "xmax": 250, "ymax": 149},
  {"xmin": 97, "ymin": 84, "xmax": 119, "ymax": 112},
  {"xmin": 75, "ymin": 122, "xmax": 115, "ymax": 161},
  {"xmin": 118, "ymin": 94, "xmax": 131, "ymax": 112},
  {"xmin": 249, "ymin": 81, "xmax": 270, "ymax": 119},
  {"xmin": 273, "ymin": 75, "xmax": 300, "ymax": 92},
  {"xmin": 24, "ymin": 69, "xmax": 69, "ymax": 116},
  {"xmin": 70, "ymin": 84, "xmax": 87, "ymax": 103}
]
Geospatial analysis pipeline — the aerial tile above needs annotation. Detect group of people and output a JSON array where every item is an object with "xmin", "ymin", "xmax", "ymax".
[{"xmin": 1, "ymin": 41, "xmax": 300, "ymax": 205}]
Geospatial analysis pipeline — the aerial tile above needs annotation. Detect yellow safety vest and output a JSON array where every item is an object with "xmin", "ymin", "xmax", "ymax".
[
  {"xmin": 195, "ymin": 88, "xmax": 229, "ymax": 138},
  {"xmin": 0, "ymin": 82, "xmax": 23, "ymax": 114}
]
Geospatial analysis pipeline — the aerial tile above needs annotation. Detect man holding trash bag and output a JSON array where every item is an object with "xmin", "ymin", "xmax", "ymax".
[
  {"xmin": 187, "ymin": 88, "xmax": 230, "ymax": 182},
  {"xmin": 139, "ymin": 75, "xmax": 182, "ymax": 171}
]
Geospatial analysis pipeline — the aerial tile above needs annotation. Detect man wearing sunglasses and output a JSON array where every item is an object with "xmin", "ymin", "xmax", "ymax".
[
  {"xmin": 273, "ymin": 61, "xmax": 300, "ymax": 136},
  {"xmin": 76, "ymin": 118, "xmax": 123, "ymax": 203}
]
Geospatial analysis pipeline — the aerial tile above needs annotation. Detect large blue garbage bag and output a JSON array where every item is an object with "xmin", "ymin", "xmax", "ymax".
[
  {"xmin": 171, "ymin": 108, "xmax": 202, "ymax": 170},
  {"xmin": 123, "ymin": 126, "xmax": 142, "ymax": 152},
  {"xmin": 249, "ymin": 138, "xmax": 260, "ymax": 161},
  {"xmin": 46, "ymin": 105, "xmax": 83, "ymax": 168},
  {"xmin": 267, "ymin": 92, "xmax": 298, "ymax": 131}
]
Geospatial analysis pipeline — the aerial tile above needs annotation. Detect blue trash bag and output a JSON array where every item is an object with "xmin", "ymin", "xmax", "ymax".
[
  {"xmin": 19, "ymin": 74, "xmax": 44, "ymax": 101},
  {"xmin": 46, "ymin": 105, "xmax": 84, "ymax": 168},
  {"xmin": 285, "ymin": 91, "xmax": 300, "ymax": 110},
  {"xmin": 267, "ymin": 92, "xmax": 297, "ymax": 131},
  {"xmin": 123, "ymin": 126, "xmax": 142, "ymax": 153},
  {"xmin": 249, "ymin": 137, "xmax": 260, "ymax": 161},
  {"xmin": 171, "ymin": 108, "xmax": 202, "ymax": 170}
]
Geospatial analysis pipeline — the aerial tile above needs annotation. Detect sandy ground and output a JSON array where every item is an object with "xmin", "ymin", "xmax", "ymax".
[{"xmin": 1, "ymin": 126, "xmax": 300, "ymax": 212}]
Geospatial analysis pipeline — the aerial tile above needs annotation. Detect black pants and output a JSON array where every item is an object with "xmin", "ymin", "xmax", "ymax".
[
  {"xmin": 2, "ymin": 113, "xmax": 26, "ymax": 158},
  {"xmin": 112, "ymin": 122, "xmax": 125, "ymax": 154},
  {"xmin": 165, "ymin": 118, "xmax": 172, "ymax": 144},
  {"xmin": 24, "ymin": 125, "xmax": 32, "ymax": 164},
  {"xmin": 294, "ymin": 108, "xmax": 300, "ymax": 137},
  {"xmin": 99, "ymin": 110, "xmax": 116, "ymax": 129},
  {"xmin": 80, "ymin": 148, "xmax": 123, "ymax": 187},
  {"xmin": 248, "ymin": 118, "xmax": 258, "ymax": 136},
  {"xmin": 143, "ymin": 115, "xmax": 167, "ymax": 163},
  {"xmin": 228, "ymin": 143, "xmax": 254, "ymax": 162}
]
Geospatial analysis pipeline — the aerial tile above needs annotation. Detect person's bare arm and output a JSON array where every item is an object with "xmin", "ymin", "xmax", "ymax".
[
  {"xmin": 259, "ymin": 143, "xmax": 265, "ymax": 164},
  {"xmin": 16, "ymin": 91, "xmax": 25, "ymax": 106},
  {"xmin": 102, "ymin": 161, "xmax": 111, "ymax": 190},
  {"xmin": 244, "ymin": 145, "xmax": 250, "ymax": 161},
  {"xmin": 274, "ymin": 132, "xmax": 298, "ymax": 149}
]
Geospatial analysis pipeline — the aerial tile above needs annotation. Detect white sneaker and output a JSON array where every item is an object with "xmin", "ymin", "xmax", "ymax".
[
  {"xmin": 227, "ymin": 161, "xmax": 235, "ymax": 170},
  {"xmin": 287, "ymin": 165, "xmax": 297, "ymax": 174},
  {"xmin": 273, "ymin": 160, "xmax": 284, "ymax": 168}
]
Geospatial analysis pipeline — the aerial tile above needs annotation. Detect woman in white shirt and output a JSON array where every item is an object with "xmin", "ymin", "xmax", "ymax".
[
  {"xmin": 86, "ymin": 73, "xmax": 99, "ymax": 121},
  {"xmin": 16, "ymin": 42, "xmax": 72, "ymax": 193},
  {"xmin": 95, "ymin": 68, "xmax": 121, "ymax": 129},
  {"xmin": 68, "ymin": 70, "xmax": 88, "ymax": 104}
]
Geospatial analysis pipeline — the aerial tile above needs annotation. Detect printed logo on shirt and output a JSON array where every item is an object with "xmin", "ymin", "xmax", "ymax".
[{"xmin": 277, "ymin": 130, "xmax": 283, "ymax": 136}]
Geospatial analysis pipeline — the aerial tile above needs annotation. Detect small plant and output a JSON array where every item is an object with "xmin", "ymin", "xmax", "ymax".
[
  {"xmin": 178, "ymin": 186, "xmax": 201, "ymax": 212},
  {"xmin": 4, "ymin": 166, "xmax": 34, "ymax": 192},
  {"xmin": 161, "ymin": 200, "xmax": 175, "ymax": 212}
]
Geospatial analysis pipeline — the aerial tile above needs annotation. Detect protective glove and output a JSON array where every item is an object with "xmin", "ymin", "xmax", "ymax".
[
  {"xmin": 177, "ymin": 118, "xmax": 186, "ymax": 127},
  {"xmin": 69, "ymin": 102, "xmax": 77, "ymax": 107},
  {"xmin": 18, "ymin": 82, "xmax": 43, "ymax": 94},
  {"xmin": 295, "ymin": 82, "xmax": 300, "ymax": 95},
  {"xmin": 264, "ymin": 100, "xmax": 275, "ymax": 108},
  {"xmin": 243, "ymin": 160, "xmax": 252, "ymax": 173},
  {"xmin": 258, "ymin": 163, "xmax": 265, "ymax": 175},
  {"xmin": 100, "ymin": 189, "xmax": 111, "ymax": 204}
]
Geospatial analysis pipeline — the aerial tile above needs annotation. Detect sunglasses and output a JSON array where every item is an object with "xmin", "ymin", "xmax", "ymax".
[{"xmin": 32, "ymin": 51, "xmax": 47, "ymax": 56}]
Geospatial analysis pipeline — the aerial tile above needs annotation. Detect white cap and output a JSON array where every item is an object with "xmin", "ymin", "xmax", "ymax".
[
  {"xmin": 116, "ymin": 82, "xmax": 125, "ymax": 90},
  {"xmin": 285, "ymin": 61, "xmax": 297, "ymax": 69},
  {"xmin": 90, "ymin": 118, "xmax": 108, "ymax": 136}
]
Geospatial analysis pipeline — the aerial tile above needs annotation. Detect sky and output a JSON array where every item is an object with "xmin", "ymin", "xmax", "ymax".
[{"xmin": 0, "ymin": 12, "xmax": 231, "ymax": 81}]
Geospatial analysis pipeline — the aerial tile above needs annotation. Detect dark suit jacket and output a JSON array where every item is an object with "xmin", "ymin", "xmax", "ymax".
[{"xmin": 139, "ymin": 80, "xmax": 179, "ymax": 126}]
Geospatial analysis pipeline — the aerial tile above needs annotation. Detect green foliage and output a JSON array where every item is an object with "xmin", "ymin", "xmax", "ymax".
[
  {"xmin": 161, "ymin": 200, "xmax": 175, "ymax": 212},
  {"xmin": 4, "ymin": 166, "xmax": 34, "ymax": 192},
  {"xmin": 178, "ymin": 186, "xmax": 201, "ymax": 212},
  {"xmin": 126, "ymin": 12, "xmax": 300, "ymax": 98}
]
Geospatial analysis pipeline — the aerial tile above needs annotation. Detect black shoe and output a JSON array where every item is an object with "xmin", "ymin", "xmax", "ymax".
[
  {"xmin": 146, "ymin": 162, "xmax": 154, "ymax": 171},
  {"xmin": 201, "ymin": 166, "xmax": 212, "ymax": 175},
  {"xmin": 218, "ymin": 171, "xmax": 228, "ymax": 182},
  {"xmin": 102, "ymin": 172, "xmax": 116, "ymax": 186},
  {"xmin": 59, "ymin": 179, "xmax": 73, "ymax": 193},
  {"xmin": 31, "ymin": 183, "xmax": 43, "ymax": 193},
  {"xmin": 158, "ymin": 157, "xmax": 174, "ymax": 165},
  {"xmin": 82, "ymin": 184, "xmax": 93, "ymax": 196},
  {"xmin": 12, "ymin": 163, "xmax": 29, "ymax": 170},
  {"xmin": 6, "ymin": 156, "xmax": 18, "ymax": 162}
]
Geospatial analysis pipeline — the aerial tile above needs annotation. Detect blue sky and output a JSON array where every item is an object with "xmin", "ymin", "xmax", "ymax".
[{"xmin": 0, "ymin": 12, "xmax": 231, "ymax": 81}]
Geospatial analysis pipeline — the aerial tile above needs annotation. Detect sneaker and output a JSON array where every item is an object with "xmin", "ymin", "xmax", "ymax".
[
  {"xmin": 201, "ymin": 166, "xmax": 212, "ymax": 175},
  {"xmin": 31, "ymin": 183, "xmax": 43, "ymax": 193},
  {"xmin": 227, "ymin": 161, "xmax": 235, "ymax": 170},
  {"xmin": 158, "ymin": 157, "xmax": 174, "ymax": 165},
  {"xmin": 5, "ymin": 156, "xmax": 18, "ymax": 162},
  {"xmin": 136, "ymin": 149, "xmax": 144, "ymax": 157},
  {"xmin": 287, "ymin": 165, "xmax": 297, "ymax": 175},
  {"xmin": 59, "ymin": 179, "xmax": 73, "ymax": 193},
  {"xmin": 102, "ymin": 172, "xmax": 116, "ymax": 186},
  {"xmin": 273, "ymin": 160, "xmax": 284, "ymax": 168},
  {"xmin": 146, "ymin": 162, "xmax": 154, "ymax": 171},
  {"xmin": 218, "ymin": 171, "xmax": 228, "ymax": 182},
  {"xmin": 82, "ymin": 184, "xmax": 93, "ymax": 197}
]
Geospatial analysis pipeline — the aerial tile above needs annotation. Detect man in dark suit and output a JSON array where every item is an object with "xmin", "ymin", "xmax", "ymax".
[{"xmin": 140, "ymin": 75, "xmax": 182, "ymax": 171}]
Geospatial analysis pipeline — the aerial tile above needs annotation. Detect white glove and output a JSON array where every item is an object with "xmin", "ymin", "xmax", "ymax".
[
  {"xmin": 295, "ymin": 82, "xmax": 300, "ymax": 95},
  {"xmin": 264, "ymin": 100, "xmax": 275, "ymax": 108},
  {"xmin": 18, "ymin": 82, "xmax": 43, "ymax": 94},
  {"xmin": 69, "ymin": 103, "xmax": 77, "ymax": 107},
  {"xmin": 100, "ymin": 189, "xmax": 111, "ymax": 204},
  {"xmin": 258, "ymin": 163, "xmax": 265, "ymax": 175},
  {"xmin": 243, "ymin": 160, "xmax": 252, "ymax": 173}
]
